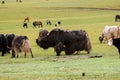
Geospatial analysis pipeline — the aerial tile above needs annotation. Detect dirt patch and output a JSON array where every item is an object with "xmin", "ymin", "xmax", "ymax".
[{"xmin": 52, "ymin": 54, "xmax": 102, "ymax": 62}]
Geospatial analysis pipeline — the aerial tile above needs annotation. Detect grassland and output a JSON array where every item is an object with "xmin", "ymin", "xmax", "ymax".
[{"xmin": 0, "ymin": 0, "xmax": 120, "ymax": 80}]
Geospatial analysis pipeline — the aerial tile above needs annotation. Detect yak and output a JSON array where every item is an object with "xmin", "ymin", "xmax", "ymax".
[
  {"xmin": 11, "ymin": 36, "xmax": 34, "ymax": 58},
  {"xmin": 115, "ymin": 15, "xmax": 120, "ymax": 22},
  {"xmin": 24, "ymin": 17, "xmax": 30, "ymax": 22},
  {"xmin": 33, "ymin": 21, "xmax": 43, "ymax": 28},
  {"xmin": 46, "ymin": 20, "xmax": 52, "ymax": 26},
  {"xmin": 108, "ymin": 38, "xmax": 120, "ymax": 58},
  {"xmin": 23, "ymin": 22, "xmax": 28, "ymax": 28},
  {"xmin": 38, "ymin": 28, "xmax": 92, "ymax": 56},
  {"xmin": 0, "ymin": 34, "xmax": 10, "ymax": 56},
  {"xmin": 99, "ymin": 26, "xmax": 120, "ymax": 43}
]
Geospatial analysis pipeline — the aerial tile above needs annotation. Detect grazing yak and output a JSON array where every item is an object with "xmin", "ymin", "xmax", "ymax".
[
  {"xmin": 33, "ymin": 21, "xmax": 43, "ymax": 28},
  {"xmin": 38, "ymin": 28, "xmax": 92, "ymax": 56},
  {"xmin": 46, "ymin": 20, "xmax": 52, "ymax": 26},
  {"xmin": 115, "ymin": 15, "xmax": 120, "ymax": 22},
  {"xmin": 0, "ymin": 34, "xmax": 10, "ymax": 56},
  {"xmin": 99, "ymin": 26, "xmax": 120, "ymax": 43},
  {"xmin": 55, "ymin": 21, "xmax": 61, "ymax": 27},
  {"xmin": 108, "ymin": 38, "xmax": 120, "ymax": 58},
  {"xmin": 11, "ymin": 36, "xmax": 34, "ymax": 58},
  {"xmin": 36, "ymin": 29, "xmax": 49, "ymax": 45},
  {"xmin": 24, "ymin": 17, "xmax": 30, "ymax": 22}
]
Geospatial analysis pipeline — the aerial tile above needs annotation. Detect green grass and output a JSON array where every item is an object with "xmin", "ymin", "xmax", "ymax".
[{"xmin": 0, "ymin": 0, "xmax": 120, "ymax": 80}]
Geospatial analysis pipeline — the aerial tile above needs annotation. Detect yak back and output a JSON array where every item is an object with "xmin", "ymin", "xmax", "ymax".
[
  {"xmin": 12, "ymin": 36, "xmax": 29, "ymax": 53},
  {"xmin": 48, "ymin": 28, "xmax": 86, "ymax": 46}
]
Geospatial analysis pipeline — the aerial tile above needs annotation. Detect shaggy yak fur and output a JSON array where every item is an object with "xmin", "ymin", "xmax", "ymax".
[
  {"xmin": 11, "ymin": 36, "xmax": 34, "ymax": 58},
  {"xmin": 38, "ymin": 28, "xmax": 92, "ymax": 56},
  {"xmin": 99, "ymin": 26, "xmax": 120, "ymax": 43}
]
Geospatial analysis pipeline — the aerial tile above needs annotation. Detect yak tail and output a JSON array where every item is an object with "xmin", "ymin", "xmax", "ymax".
[{"xmin": 85, "ymin": 33, "xmax": 92, "ymax": 54}]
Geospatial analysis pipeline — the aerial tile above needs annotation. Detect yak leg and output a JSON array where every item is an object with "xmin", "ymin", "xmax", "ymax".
[
  {"xmin": 30, "ymin": 48, "xmax": 34, "ymax": 58},
  {"xmin": 41, "ymin": 24, "xmax": 43, "ymax": 28},
  {"xmin": 1, "ymin": 51, "xmax": 5, "ymax": 56},
  {"xmin": 11, "ymin": 50, "xmax": 15, "ymax": 58},
  {"xmin": 16, "ymin": 53, "xmax": 19, "ymax": 58},
  {"xmin": 115, "ymin": 18, "xmax": 117, "ymax": 22},
  {"xmin": 24, "ymin": 53, "xmax": 26, "ymax": 58},
  {"xmin": 54, "ymin": 42, "xmax": 65, "ymax": 56},
  {"xmin": 87, "ymin": 50, "xmax": 90, "ymax": 54}
]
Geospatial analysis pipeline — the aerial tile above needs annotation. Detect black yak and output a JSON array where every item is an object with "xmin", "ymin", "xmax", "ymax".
[
  {"xmin": 38, "ymin": 28, "xmax": 92, "ymax": 56},
  {"xmin": 115, "ymin": 15, "xmax": 120, "ymax": 22},
  {"xmin": 33, "ymin": 21, "xmax": 43, "ymax": 28},
  {"xmin": 0, "ymin": 34, "xmax": 10, "ymax": 56},
  {"xmin": 11, "ymin": 36, "xmax": 34, "ymax": 58},
  {"xmin": 36, "ymin": 29, "xmax": 48, "ymax": 45},
  {"xmin": 108, "ymin": 38, "xmax": 120, "ymax": 58}
]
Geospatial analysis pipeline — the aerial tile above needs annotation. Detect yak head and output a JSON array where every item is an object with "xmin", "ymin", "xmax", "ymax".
[
  {"xmin": 6, "ymin": 34, "xmax": 15, "ymax": 48},
  {"xmin": 99, "ymin": 36, "xmax": 103, "ymax": 43},
  {"xmin": 38, "ymin": 28, "xmax": 64, "ymax": 49},
  {"xmin": 36, "ymin": 29, "xmax": 49, "ymax": 45},
  {"xmin": 38, "ymin": 35, "xmax": 55, "ymax": 49}
]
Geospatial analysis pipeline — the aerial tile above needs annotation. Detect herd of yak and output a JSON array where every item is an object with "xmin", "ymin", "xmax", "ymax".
[
  {"xmin": 0, "ymin": 15, "xmax": 120, "ymax": 58},
  {"xmin": 23, "ymin": 17, "xmax": 61, "ymax": 28}
]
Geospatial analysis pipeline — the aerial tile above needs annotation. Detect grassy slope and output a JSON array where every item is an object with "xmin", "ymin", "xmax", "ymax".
[{"xmin": 0, "ymin": 0, "xmax": 120, "ymax": 80}]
